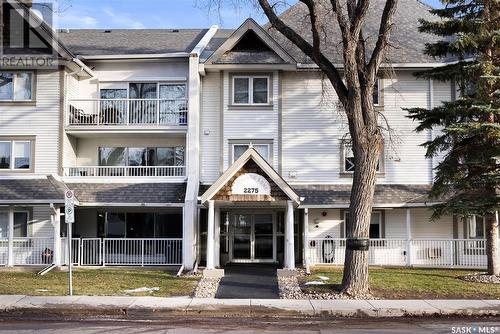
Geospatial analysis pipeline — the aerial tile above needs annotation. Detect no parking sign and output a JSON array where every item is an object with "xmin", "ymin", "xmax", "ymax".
[{"xmin": 65, "ymin": 190, "xmax": 74, "ymax": 224}]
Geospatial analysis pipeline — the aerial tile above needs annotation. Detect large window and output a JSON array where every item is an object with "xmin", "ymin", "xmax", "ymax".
[
  {"xmin": 467, "ymin": 216, "xmax": 485, "ymax": 239},
  {"xmin": 0, "ymin": 140, "xmax": 32, "ymax": 171},
  {"xmin": 98, "ymin": 212, "xmax": 182, "ymax": 238},
  {"xmin": 344, "ymin": 211, "xmax": 382, "ymax": 239},
  {"xmin": 230, "ymin": 141, "xmax": 272, "ymax": 163},
  {"xmin": 0, "ymin": 212, "xmax": 8, "ymax": 238},
  {"xmin": 341, "ymin": 139, "xmax": 381, "ymax": 173},
  {"xmin": 99, "ymin": 147, "xmax": 185, "ymax": 167},
  {"xmin": 232, "ymin": 75, "xmax": 269, "ymax": 105},
  {"xmin": 0, "ymin": 72, "xmax": 33, "ymax": 101}
]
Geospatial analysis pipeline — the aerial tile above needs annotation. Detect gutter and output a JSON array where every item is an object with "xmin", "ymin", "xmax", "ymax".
[{"xmin": 79, "ymin": 53, "xmax": 191, "ymax": 60}]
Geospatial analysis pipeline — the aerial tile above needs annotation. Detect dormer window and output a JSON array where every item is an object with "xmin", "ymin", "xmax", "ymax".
[{"xmin": 232, "ymin": 75, "xmax": 269, "ymax": 105}]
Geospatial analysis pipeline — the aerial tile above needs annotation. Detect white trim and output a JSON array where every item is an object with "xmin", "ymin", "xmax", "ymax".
[
  {"xmin": 77, "ymin": 202, "xmax": 184, "ymax": 207},
  {"xmin": 299, "ymin": 202, "xmax": 443, "ymax": 209},
  {"xmin": 231, "ymin": 75, "xmax": 270, "ymax": 105},
  {"xmin": 79, "ymin": 53, "xmax": 190, "ymax": 60},
  {"xmin": 191, "ymin": 25, "xmax": 219, "ymax": 56}
]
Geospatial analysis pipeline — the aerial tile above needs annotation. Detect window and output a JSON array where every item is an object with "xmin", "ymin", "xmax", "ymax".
[
  {"xmin": 99, "ymin": 147, "xmax": 185, "ymax": 167},
  {"xmin": 0, "ymin": 212, "xmax": 8, "ymax": 238},
  {"xmin": 159, "ymin": 84, "xmax": 187, "ymax": 124},
  {"xmin": 231, "ymin": 142, "xmax": 271, "ymax": 163},
  {"xmin": 467, "ymin": 216, "xmax": 485, "ymax": 239},
  {"xmin": 100, "ymin": 89, "xmax": 127, "ymax": 99},
  {"xmin": 341, "ymin": 139, "xmax": 381, "ymax": 173},
  {"xmin": 0, "ymin": 140, "xmax": 32, "ymax": 171},
  {"xmin": 98, "ymin": 212, "xmax": 182, "ymax": 238},
  {"xmin": 344, "ymin": 211, "xmax": 382, "ymax": 239},
  {"xmin": 373, "ymin": 78, "xmax": 381, "ymax": 106},
  {"xmin": 13, "ymin": 211, "xmax": 28, "ymax": 237},
  {"xmin": 0, "ymin": 72, "xmax": 33, "ymax": 101},
  {"xmin": 232, "ymin": 76, "xmax": 269, "ymax": 105}
]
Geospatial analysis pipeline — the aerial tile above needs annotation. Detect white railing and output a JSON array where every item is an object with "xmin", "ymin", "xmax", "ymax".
[
  {"xmin": 308, "ymin": 238, "xmax": 496, "ymax": 269},
  {"xmin": 67, "ymin": 98, "xmax": 188, "ymax": 126},
  {"xmin": 103, "ymin": 238, "xmax": 182, "ymax": 266},
  {"xmin": 11, "ymin": 237, "xmax": 54, "ymax": 266},
  {"xmin": 61, "ymin": 238, "xmax": 81, "ymax": 266},
  {"xmin": 63, "ymin": 166, "xmax": 186, "ymax": 178},
  {"xmin": 0, "ymin": 238, "xmax": 7, "ymax": 265}
]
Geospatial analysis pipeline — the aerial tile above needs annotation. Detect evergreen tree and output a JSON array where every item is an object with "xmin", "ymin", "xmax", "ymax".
[{"xmin": 407, "ymin": 0, "xmax": 500, "ymax": 275}]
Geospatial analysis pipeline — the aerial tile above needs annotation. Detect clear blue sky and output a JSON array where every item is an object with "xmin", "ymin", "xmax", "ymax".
[{"xmin": 50, "ymin": 0, "xmax": 443, "ymax": 29}]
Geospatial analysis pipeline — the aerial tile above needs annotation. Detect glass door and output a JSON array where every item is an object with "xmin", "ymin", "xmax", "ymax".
[
  {"xmin": 230, "ymin": 212, "xmax": 275, "ymax": 263},
  {"xmin": 232, "ymin": 214, "xmax": 252, "ymax": 260}
]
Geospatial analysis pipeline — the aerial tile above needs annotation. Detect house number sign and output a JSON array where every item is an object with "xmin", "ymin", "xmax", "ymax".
[{"xmin": 231, "ymin": 173, "xmax": 271, "ymax": 195}]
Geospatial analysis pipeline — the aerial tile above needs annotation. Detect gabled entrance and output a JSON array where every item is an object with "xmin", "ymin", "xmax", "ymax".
[{"xmin": 200, "ymin": 147, "xmax": 301, "ymax": 270}]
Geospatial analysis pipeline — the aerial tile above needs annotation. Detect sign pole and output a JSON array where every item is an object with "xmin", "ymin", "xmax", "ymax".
[{"xmin": 64, "ymin": 190, "xmax": 75, "ymax": 296}]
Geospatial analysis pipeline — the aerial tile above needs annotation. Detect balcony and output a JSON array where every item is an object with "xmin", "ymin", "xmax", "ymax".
[
  {"xmin": 63, "ymin": 166, "xmax": 186, "ymax": 178},
  {"xmin": 66, "ymin": 98, "xmax": 188, "ymax": 131}
]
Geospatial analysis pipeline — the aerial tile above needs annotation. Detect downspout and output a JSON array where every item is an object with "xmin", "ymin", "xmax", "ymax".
[{"xmin": 428, "ymin": 79, "xmax": 434, "ymax": 182}]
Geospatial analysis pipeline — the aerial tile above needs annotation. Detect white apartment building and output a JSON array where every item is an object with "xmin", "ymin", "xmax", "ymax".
[{"xmin": 0, "ymin": 0, "xmax": 497, "ymax": 272}]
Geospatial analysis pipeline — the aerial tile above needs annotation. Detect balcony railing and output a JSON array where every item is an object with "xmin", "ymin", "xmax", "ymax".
[
  {"xmin": 67, "ymin": 98, "xmax": 188, "ymax": 126},
  {"xmin": 63, "ymin": 166, "xmax": 186, "ymax": 177}
]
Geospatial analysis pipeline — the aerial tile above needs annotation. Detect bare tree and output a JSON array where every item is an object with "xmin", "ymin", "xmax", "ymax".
[{"xmin": 207, "ymin": 0, "xmax": 399, "ymax": 296}]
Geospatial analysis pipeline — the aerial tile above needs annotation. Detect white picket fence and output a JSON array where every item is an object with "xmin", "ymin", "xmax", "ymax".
[{"xmin": 308, "ymin": 238, "xmax": 494, "ymax": 268}]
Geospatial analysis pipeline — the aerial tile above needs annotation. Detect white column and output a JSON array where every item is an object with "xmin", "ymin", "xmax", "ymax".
[
  {"xmin": 405, "ymin": 208, "xmax": 412, "ymax": 267},
  {"xmin": 303, "ymin": 208, "xmax": 309, "ymax": 270},
  {"xmin": 182, "ymin": 202, "xmax": 197, "ymax": 270},
  {"xmin": 206, "ymin": 200, "xmax": 215, "ymax": 270},
  {"xmin": 52, "ymin": 206, "xmax": 62, "ymax": 266},
  {"xmin": 285, "ymin": 201, "xmax": 295, "ymax": 269},
  {"xmin": 7, "ymin": 207, "xmax": 14, "ymax": 267},
  {"xmin": 214, "ymin": 206, "xmax": 221, "ymax": 268}
]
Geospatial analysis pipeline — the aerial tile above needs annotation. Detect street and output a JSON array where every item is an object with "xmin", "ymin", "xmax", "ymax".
[{"xmin": 0, "ymin": 317, "xmax": 498, "ymax": 333}]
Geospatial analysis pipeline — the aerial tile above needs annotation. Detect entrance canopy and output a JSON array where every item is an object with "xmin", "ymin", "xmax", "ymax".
[{"xmin": 200, "ymin": 148, "xmax": 300, "ymax": 206}]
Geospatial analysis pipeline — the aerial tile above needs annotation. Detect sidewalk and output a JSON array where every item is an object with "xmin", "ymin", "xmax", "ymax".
[{"xmin": 0, "ymin": 295, "xmax": 499, "ymax": 318}]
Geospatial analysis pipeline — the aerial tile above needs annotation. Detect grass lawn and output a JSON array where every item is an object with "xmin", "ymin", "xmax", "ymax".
[
  {"xmin": 300, "ymin": 267, "xmax": 500, "ymax": 299},
  {"xmin": 0, "ymin": 268, "xmax": 199, "ymax": 297}
]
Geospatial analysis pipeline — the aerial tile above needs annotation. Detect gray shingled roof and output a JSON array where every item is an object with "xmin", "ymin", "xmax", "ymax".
[
  {"xmin": 0, "ymin": 178, "xmax": 65, "ymax": 203},
  {"xmin": 66, "ymin": 183, "xmax": 186, "ymax": 204},
  {"xmin": 294, "ymin": 184, "xmax": 436, "ymax": 206},
  {"xmin": 265, "ymin": 0, "xmax": 451, "ymax": 64},
  {"xmin": 58, "ymin": 29, "xmax": 207, "ymax": 56}
]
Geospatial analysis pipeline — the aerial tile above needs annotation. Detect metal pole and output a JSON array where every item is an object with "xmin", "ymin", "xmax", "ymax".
[{"xmin": 68, "ymin": 220, "xmax": 73, "ymax": 296}]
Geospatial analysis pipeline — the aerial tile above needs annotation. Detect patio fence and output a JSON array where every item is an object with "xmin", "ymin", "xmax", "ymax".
[{"xmin": 308, "ymin": 238, "xmax": 494, "ymax": 268}]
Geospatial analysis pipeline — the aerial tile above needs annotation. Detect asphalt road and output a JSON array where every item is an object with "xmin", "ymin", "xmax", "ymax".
[{"xmin": 0, "ymin": 317, "xmax": 498, "ymax": 333}]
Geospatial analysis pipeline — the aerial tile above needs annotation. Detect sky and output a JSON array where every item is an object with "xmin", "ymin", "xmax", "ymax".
[{"xmin": 45, "ymin": 0, "xmax": 443, "ymax": 30}]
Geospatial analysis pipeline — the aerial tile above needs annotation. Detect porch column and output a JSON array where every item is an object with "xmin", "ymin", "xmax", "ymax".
[
  {"xmin": 206, "ymin": 200, "xmax": 215, "ymax": 270},
  {"xmin": 285, "ymin": 200, "xmax": 295, "ymax": 270},
  {"xmin": 51, "ymin": 206, "xmax": 62, "ymax": 266},
  {"xmin": 214, "ymin": 206, "xmax": 221, "ymax": 268},
  {"xmin": 7, "ymin": 207, "xmax": 14, "ymax": 267},
  {"xmin": 405, "ymin": 208, "xmax": 412, "ymax": 266},
  {"xmin": 303, "ymin": 208, "xmax": 309, "ymax": 270}
]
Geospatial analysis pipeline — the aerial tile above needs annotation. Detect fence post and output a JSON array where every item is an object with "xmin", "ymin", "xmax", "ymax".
[
  {"xmin": 102, "ymin": 239, "xmax": 106, "ymax": 267},
  {"xmin": 405, "ymin": 209, "xmax": 412, "ymax": 267},
  {"xmin": 141, "ymin": 239, "xmax": 145, "ymax": 267},
  {"xmin": 7, "ymin": 208, "xmax": 14, "ymax": 267},
  {"xmin": 449, "ymin": 240, "xmax": 454, "ymax": 268}
]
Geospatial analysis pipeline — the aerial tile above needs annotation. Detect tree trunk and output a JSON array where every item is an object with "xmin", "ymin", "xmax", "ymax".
[
  {"xmin": 486, "ymin": 213, "xmax": 499, "ymax": 275},
  {"xmin": 341, "ymin": 127, "xmax": 383, "ymax": 295}
]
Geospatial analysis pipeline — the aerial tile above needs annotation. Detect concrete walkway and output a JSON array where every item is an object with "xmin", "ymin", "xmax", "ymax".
[
  {"xmin": 0, "ymin": 295, "xmax": 498, "ymax": 318},
  {"xmin": 215, "ymin": 264, "xmax": 279, "ymax": 299}
]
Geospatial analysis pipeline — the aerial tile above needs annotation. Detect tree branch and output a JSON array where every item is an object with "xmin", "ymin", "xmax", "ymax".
[
  {"xmin": 258, "ymin": 0, "xmax": 348, "ymax": 102},
  {"xmin": 367, "ymin": 0, "xmax": 398, "ymax": 81}
]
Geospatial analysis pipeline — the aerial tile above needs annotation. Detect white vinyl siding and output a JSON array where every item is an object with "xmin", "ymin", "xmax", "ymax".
[
  {"xmin": 0, "ymin": 70, "xmax": 62, "ymax": 174},
  {"xmin": 200, "ymin": 72, "xmax": 221, "ymax": 183}
]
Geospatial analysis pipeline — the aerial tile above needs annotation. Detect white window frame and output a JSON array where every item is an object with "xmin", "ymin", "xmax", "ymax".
[
  {"xmin": 232, "ymin": 75, "xmax": 270, "ymax": 105},
  {"xmin": 343, "ymin": 211, "xmax": 382, "ymax": 239},
  {"xmin": 231, "ymin": 142, "xmax": 272, "ymax": 164},
  {"xmin": 0, "ymin": 71, "xmax": 35, "ymax": 101},
  {"xmin": 466, "ymin": 215, "xmax": 486, "ymax": 239},
  {"xmin": 341, "ymin": 138, "xmax": 382, "ymax": 174},
  {"xmin": 0, "ymin": 140, "xmax": 32, "ymax": 171}
]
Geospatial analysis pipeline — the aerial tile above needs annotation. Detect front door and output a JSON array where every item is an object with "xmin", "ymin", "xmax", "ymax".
[{"xmin": 230, "ymin": 213, "xmax": 275, "ymax": 263}]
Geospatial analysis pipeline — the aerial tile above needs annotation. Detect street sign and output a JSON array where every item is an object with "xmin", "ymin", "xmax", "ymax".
[
  {"xmin": 64, "ymin": 190, "xmax": 74, "ymax": 296},
  {"xmin": 65, "ymin": 190, "xmax": 74, "ymax": 224}
]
